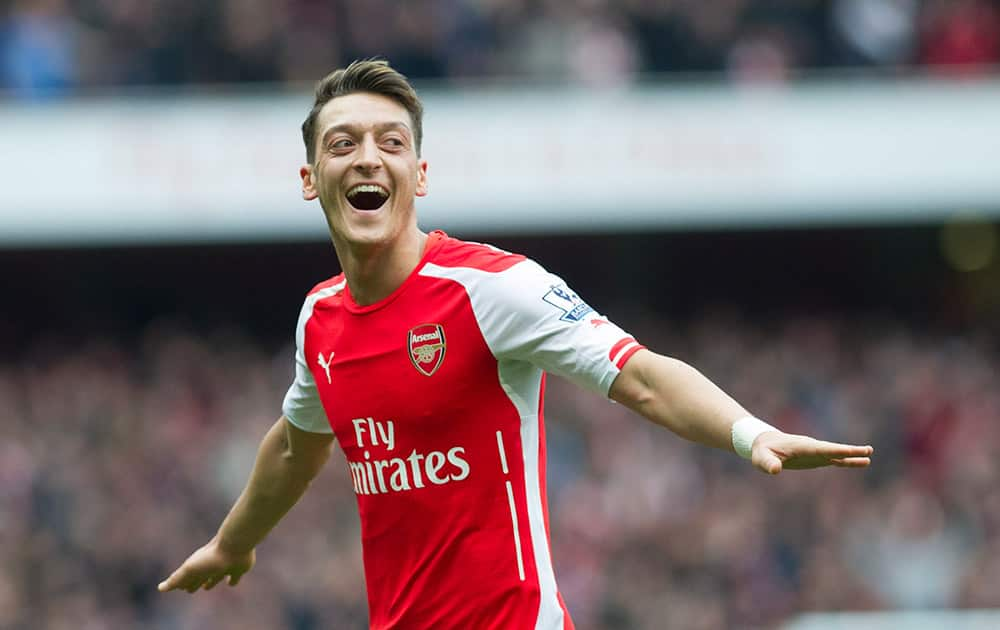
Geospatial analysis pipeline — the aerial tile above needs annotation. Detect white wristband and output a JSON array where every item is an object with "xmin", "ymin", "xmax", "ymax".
[{"xmin": 731, "ymin": 416, "xmax": 778, "ymax": 459}]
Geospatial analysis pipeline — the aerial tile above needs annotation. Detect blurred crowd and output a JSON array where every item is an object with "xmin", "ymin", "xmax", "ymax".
[
  {"xmin": 1, "ymin": 0, "xmax": 999, "ymax": 97},
  {"xmin": 2, "ymin": 312, "xmax": 999, "ymax": 629}
]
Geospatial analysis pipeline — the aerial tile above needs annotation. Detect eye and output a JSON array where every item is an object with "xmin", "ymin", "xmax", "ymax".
[
  {"xmin": 330, "ymin": 139, "xmax": 354, "ymax": 150},
  {"xmin": 383, "ymin": 136, "xmax": 405, "ymax": 148}
]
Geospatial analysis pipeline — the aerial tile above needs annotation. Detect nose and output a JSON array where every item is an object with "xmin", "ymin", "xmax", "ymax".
[{"xmin": 353, "ymin": 134, "xmax": 381, "ymax": 173}]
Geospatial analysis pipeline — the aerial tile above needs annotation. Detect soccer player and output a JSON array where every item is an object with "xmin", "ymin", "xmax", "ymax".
[{"xmin": 158, "ymin": 59, "xmax": 873, "ymax": 628}]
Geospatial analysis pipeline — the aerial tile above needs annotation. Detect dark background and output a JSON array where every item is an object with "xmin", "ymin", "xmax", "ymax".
[{"xmin": 3, "ymin": 224, "xmax": 991, "ymax": 352}]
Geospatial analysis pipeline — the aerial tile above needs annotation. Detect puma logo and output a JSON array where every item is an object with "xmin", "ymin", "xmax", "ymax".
[{"xmin": 317, "ymin": 351, "xmax": 335, "ymax": 384}]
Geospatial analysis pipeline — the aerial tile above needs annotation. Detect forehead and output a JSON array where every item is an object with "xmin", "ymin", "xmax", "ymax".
[{"xmin": 316, "ymin": 92, "xmax": 413, "ymax": 136}]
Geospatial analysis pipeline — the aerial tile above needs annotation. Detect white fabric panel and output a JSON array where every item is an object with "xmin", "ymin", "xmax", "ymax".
[
  {"xmin": 497, "ymin": 359, "xmax": 564, "ymax": 629},
  {"xmin": 281, "ymin": 281, "xmax": 345, "ymax": 434},
  {"xmin": 419, "ymin": 259, "xmax": 631, "ymax": 397}
]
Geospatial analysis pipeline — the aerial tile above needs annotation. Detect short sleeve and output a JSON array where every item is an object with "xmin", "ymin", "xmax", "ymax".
[
  {"xmin": 281, "ymin": 296, "xmax": 333, "ymax": 434},
  {"xmin": 420, "ymin": 258, "xmax": 645, "ymax": 396}
]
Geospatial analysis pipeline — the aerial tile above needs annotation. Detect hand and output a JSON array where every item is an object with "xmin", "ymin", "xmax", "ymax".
[
  {"xmin": 158, "ymin": 538, "xmax": 255, "ymax": 593},
  {"xmin": 751, "ymin": 431, "xmax": 873, "ymax": 475}
]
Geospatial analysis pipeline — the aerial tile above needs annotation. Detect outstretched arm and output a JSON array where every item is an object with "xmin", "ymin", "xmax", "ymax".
[
  {"xmin": 158, "ymin": 416, "xmax": 336, "ymax": 593},
  {"xmin": 608, "ymin": 349, "xmax": 872, "ymax": 474}
]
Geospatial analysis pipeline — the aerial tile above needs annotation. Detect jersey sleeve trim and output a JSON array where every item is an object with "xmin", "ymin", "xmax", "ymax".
[{"xmin": 609, "ymin": 337, "xmax": 646, "ymax": 369}]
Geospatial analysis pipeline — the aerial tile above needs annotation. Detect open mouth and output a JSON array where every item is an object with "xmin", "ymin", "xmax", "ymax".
[{"xmin": 346, "ymin": 184, "xmax": 390, "ymax": 211}]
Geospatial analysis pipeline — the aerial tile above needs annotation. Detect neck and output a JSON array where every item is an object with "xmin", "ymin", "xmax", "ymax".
[{"xmin": 333, "ymin": 228, "xmax": 428, "ymax": 306}]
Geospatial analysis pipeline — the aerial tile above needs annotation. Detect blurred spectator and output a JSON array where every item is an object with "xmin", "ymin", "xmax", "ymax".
[
  {"xmin": 2, "ymin": 0, "xmax": 999, "ymax": 98},
  {"xmin": 2, "ymin": 313, "xmax": 999, "ymax": 628},
  {"xmin": 0, "ymin": 0, "xmax": 79, "ymax": 97},
  {"xmin": 213, "ymin": 0, "xmax": 287, "ymax": 83},
  {"xmin": 920, "ymin": 0, "xmax": 1000, "ymax": 75},
  {"xmin": 848, "ymin": 483, "xmax": 973, "ymax": 608},
  {"xmin": 831, "ymin": 0, "xmax": 920, "ymax": 67}
]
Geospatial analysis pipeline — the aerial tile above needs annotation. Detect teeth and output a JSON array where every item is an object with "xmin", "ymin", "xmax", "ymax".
[{"xmin": 347, "ymin": 184, "xmax": 389, "ymax": 198}]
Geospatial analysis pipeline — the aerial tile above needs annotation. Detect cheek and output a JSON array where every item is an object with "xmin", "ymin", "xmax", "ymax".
[{"xmin": 319, "ymin": 166, "xmax": 345, "ymax": 192}]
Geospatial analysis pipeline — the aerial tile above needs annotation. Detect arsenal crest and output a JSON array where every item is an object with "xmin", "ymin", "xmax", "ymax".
[{"xmin": 407, "ymin": 323, "xmax": 446, "ymax": 376}]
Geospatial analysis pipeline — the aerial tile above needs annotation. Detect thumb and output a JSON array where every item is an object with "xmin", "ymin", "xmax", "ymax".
[{"xmin": 757, "ymin": 451, "xmax": 783, "ymax": 475}]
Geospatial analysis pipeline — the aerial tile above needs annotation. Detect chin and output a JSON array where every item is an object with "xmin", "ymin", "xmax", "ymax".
[
  {"xmin": 325, "ymin": 211, "xmax": 386, "ymax": 244},
  {"xmin": 339, "ymin": 224, "xmax": 396, "ymax": 248}
]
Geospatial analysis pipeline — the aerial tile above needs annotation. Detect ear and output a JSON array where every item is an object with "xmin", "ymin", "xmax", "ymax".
[
  {"xmin": 300, "ymin": 164, "xmax": 318, "ymax": 201},
  {"xmin": 415, "ymin": 159, "xmax": 428, "ymax": 197}
]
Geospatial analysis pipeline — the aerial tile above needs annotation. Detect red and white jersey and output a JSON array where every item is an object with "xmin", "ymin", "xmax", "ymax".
[{"xmin": 282, "ymin": 231, "xmax": 644, "ymax": 629}]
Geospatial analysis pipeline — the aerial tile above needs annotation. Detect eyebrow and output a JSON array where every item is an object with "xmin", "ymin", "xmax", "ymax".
[{"xmin": 321, "ymin": 121, "xmax": 411, "ymax": 145}]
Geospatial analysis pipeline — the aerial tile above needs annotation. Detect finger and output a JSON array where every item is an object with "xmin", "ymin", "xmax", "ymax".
[
  {"xmin": 184, "ymin": 578, "xmax": 205, "ymax": 594},
  {"xmin": 804, "ymin": 441, "xmax": 873, "ymax": 458},
  {"xmin": 175, "ymin": 572, "xmax": 211, "ymax": 594},
  {"xmin": 158, "ymin": 569, "xmax": 184, "ymax": 593},
  {"xmin": 203, "ymin": 576, "xmax": 224, "ymax": 591},
  {"xmin": 228, "ymin": 572, "xmax": 243, "ymax": 587},
  {"xmin": 830, "ymin": 457, "xmax": 871, "ymax": 468}
]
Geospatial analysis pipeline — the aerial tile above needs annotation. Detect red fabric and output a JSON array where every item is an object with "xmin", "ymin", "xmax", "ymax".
[{"xmin": 302, "ymin": 234, "xmax": 560, "ymax": 629}]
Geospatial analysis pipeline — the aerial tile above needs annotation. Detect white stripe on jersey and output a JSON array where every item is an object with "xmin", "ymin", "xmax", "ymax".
[
  {"xmin": 505, "ymin": 479, "xmax": 526, "ymax": 582},
  {"xmin": 297, "ymin": 280, "xmax": 346, "ymax": 351},
  {"xmin": 499, "ymin": 361, "xmax": 563, "ymax": 629},
  {"xmin": 496, "ymin": 431, "xmax": 510, "ymax": 475},
  {"xmin": 497, "ymin": 431, "xmax": 525, "ymax": 581}
]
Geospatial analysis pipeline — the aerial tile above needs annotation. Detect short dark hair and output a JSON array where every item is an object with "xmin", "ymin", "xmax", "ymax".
[{"xmin": 301, "ymin": 59, "xmax": 424, "ymax": 163}]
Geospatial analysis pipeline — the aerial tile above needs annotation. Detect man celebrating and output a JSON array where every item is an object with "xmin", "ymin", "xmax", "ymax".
[{"xmin": 159, "ymin": 59, "xmax": 873, "ymax": 628}]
